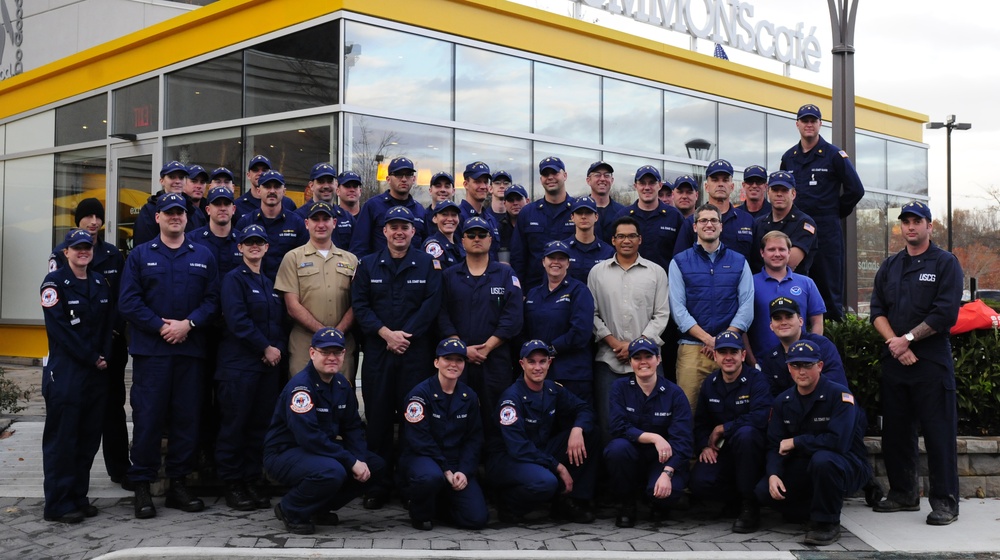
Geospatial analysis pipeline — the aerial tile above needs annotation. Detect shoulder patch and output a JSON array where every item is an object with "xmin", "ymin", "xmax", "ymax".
[
  {"xmin": 433, "ymin": 259, "xmax": 442, "ymax": 270},
  {"xmin": 48, "ymin": 257, "xmax": 58, "ymax": 273},
  {"xmin": 290, "ymin": 390, "xmax": 313, "ymax": 414},
  {"xmin": 842, "ymin": 392, "xmax": 855, "ymax": 405},
  {"xmin": 425, "ymin": 241, "xmax": 444, "ymax": 258},
  {"xmin": 803, "ymin": 223, "xmax": 816, "ymax": 235},
  {"xmin": 839, "ymin": 150, "xmax": 849, "ymax": 158},
  {"xmin": 41, "ymin": 287, "xmax": 59, "ymax": 308},
  {"xmin": 511, "ymin": 275, "xmax": 521, "ymax": 289},
  {"xmin": 499, "ymin": 404, "xmax": 518, "ymax": 426},
  {"xmin": 404, "ymin": 401, "xmax": 425, "ymax": 423}
]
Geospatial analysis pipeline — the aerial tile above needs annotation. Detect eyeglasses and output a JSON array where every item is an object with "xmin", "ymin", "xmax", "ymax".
[
  {"xmin": 241, "ymin": 239, "xmax": 267, "ymax": 247},
  {"xmin": 696, "ymin": 218, "xmax": 721, "ymax": 225},
  {"xmin": 464, "ymin": 231, "xmax": 490, "ymax": 240},
  {"xmin": 613, "ymin": 233, "xmax": 640, "ymax": 240},
  {"xmin": 589, "ymin": 172, "xmax": 613, "ymax": 179},
  {"xmin": 744, "ymin": 179, "xmax": 766, "ymax": 185},
  {"xmin": 315, "ymin": 347, "xmax": 346, "ymax": 357},
  {"xmin": 788, "ymin": 362, "xmax": 818, "ymax": 370}
]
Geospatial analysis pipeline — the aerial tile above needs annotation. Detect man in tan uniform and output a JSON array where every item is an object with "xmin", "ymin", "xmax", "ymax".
[{"xmin": 276, "ymin": 201, "xmax": 359, "ymax": 382}]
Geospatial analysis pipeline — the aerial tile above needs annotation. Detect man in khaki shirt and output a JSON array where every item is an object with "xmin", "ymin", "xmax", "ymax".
[{"xmin": 275, "ymin": 201, "xmax": 359, "ymax": 382}]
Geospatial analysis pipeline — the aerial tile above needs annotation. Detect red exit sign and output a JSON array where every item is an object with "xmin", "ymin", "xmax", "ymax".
[{"xmin": 133, "ymin": 105, "xmax": 151, "ymax": 128}]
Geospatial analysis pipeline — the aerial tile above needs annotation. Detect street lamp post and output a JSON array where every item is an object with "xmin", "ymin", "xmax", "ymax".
[{"xmin": 926, "ymin": 115, "xmax": 972, "ymax": 253}]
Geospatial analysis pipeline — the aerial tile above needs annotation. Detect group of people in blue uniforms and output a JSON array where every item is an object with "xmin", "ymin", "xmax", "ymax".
[{"xmin": 38, "ymin": 103, "xmax": 961, "ymax": 547}]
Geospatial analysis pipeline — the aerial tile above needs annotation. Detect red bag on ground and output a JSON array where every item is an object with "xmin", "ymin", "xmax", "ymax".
[{"xmin": 950, "ymin": 299, "xmax": 1000, "ymax": 335}]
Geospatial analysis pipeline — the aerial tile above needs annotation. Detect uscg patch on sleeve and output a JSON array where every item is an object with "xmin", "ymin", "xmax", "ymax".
[
  {"xmin": 41, "ymin": 287, "xmax": 59, "ymax": 308},
  {"xmin": 499, "ymin": 404, "xmax": 518, "ymax": 426},
  {"xmin": 405, "ymin": 401, "xmax": 425, "ymax": 423},
  {"xmin": 290, "ymin": 391, "xmax": 313, "ymax": 413}
]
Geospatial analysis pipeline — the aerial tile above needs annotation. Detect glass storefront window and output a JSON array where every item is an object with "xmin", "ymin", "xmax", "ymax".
[
  {"xmin": 718, "ymin": 104, "xmax": 766, "ymax": 169},
  {"xmin": 166, "ymin": 53, "xmax": 242, "ymax": 129},
  {"xmin": 532, "ymin": 142, "xmax": 600, "ymax": 199},
  {"xmin": 55, "ymin": 95, "xmax": 108, "ymax": 146},
  {"xmin": 164, "ymin": 127, "xmax": 244, "ymax": 192},
  {"xmin": 246, "ymin": 116, "xmax": 335, "ymax": 206},
  {"xmin": 854, "ymin": 134, "xmax": 886, "ymax": 192},
  {"xmin": 603, "ymin": 78, "xmax": 661, "ymax": 153},
  {"xmin": 113, "ymin": 78, "xmax": 159, "ymax": 136},
  {"xmin": 455, "ymin": 46, "xmax": 531, "ymax": 133},
  {"xmin": 887, "ymin": 141, "xmax": 928, "ymax": 197},
  {"xmin": 7, "ymin": 111, "xmax": 55, "ymax": 152},
  {"xmin": 766, "ymin": 113, "xmax": 798, "ymax": 171},
  {"xmin": 344, "ymin": 22, "xmax": 452, "ymax": 121},
  {"xmin": 2, "ymin": 156, "xmax": 54, "ymax": 320},
  {"xmin": 598, "ymin": 152, "xmax": 652, "ymax": 206},
  {"xmin": 344, "ymin": 114, "xmax": 453, "ymax": 207},
  {"xmin": 854, "ymin": 192, "xmax": 889, "ymax": 316},
  {"xmin": 534, "ymin": 63, "xmax": 599, "ymax": 144},
  {"xmin": 664, "ymin": 91, "xmax": 716, "ymax": 161},
  {"xmin": 53, "ymin": 149, "xmax": 107, "ymax": 245},
  {"xmin": 455, "ymin": 130, "xmax": 531, "ymax": 197},
  {"xmin": 245, "ymin": 22, "xmax": 339, "ymax": 118}
]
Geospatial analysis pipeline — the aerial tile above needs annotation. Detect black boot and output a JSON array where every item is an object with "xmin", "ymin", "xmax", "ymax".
[
  {"xmin": 732, "ymin": 498, "xmax": 760, "ymax": 533},
  {"xmin": 615, "ymin": 501, "xmax": 637, "ymax": 528},
  {"xmin": 134, "ymin": 482, "xmax": 156, "ymax": 519},
  {"xmin": 244, "ymin": 481, "xmax": 271, "ymax": 509},
  {"xmin": 224, "ymin": 483, "xmax": 255, "ymax": 511},
  {"xmin": 165, "ymin": 477, "xmax": 205, "ymax": 512}
]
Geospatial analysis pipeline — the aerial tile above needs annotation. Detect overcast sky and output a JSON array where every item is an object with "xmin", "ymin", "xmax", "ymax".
[{"xmin": 515, "ymin": 0, "xmax": 996, "ymax": 216}]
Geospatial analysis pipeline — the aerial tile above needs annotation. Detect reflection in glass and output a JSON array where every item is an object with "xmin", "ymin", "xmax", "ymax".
[
  {"xmin": 664, "ymin": 91, "xmax": 716, "ymax": 159},
  {"xmin": 246, "ymin": 22, "xmax": 339, "ymax": 118},
  {"xmin": 344, "ymin": 114, "xmax": 453, "ymax": 207},
  {"xmin": 719, "ymin": 104, "xmax": 765, "ymax": 169},
  {"xmin": 53, "ymin": 149, "xmax": 107, "ymax": 245},
  {"xmin": 854, "ymin": 192, "xmax": 889, "ymax": 316},
  {"xmin": 766, "ymin": 113, "xmax": 798, "ymax": 171},
  {"xmin": 532, "ymin": 142, "xmax": 600, "ymax": 199},
  {"xmin": 246, "ymin": 116, "xmax": 334, "ymax": 206},
  {"xmin": 166, "ymin": 52, "xmax": 242, "ymax": 128},
  {"xmin": 55, "ymin": 95, "xmax": 108, "ymax": 146},
  {"xmin": 455, "ymin": 130, "xmax": 531, "ymax": 197},
  {"xmin": 534, "ymin": 63, "xmax": 599, "ymax": 144},
  {"xmin": 113, "ymin": 78, "xmax": 159, "ymax": 136},
  {"xmin": 456, "ymin": 46, "xmax": 530, "ymax": 133},
  {"xmin": 887, "ymin": 142, "xmax": 928, "ymax": 196},
  {"xmin": 854, "ymin": 134, "xmax": 886, "ymax": 192},
  {"xmin": 115, "ymin": 154, "xmax": 153, "ymax": 256},
  {"xmin": 599, "ymin": 152, "xmax": 653, "ymax": 206},
  {"xmin": 603, "ymin": 79, "xmax": 660, "ymax": 153},
  {"xmin": 2, "ymin": 155, "xmax": 55, "ymax": 320},
  {"xmin": 344, "ymin": 22, "xmax": 452, "ymax": 121},
  {"xmin": 165, "ymin": 128, "xmax": 243, "ymax": 191}
]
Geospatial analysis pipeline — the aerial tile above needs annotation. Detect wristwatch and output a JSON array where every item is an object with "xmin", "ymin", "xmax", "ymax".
[
  {"xmin": 188, "ymin": 319, "xmax": 196, "ymax": 329},
  {"xmin": 662, "ymin": 468, "xmax": 674, "ymax": 478},
  {"xmin": 904, "ymin": 332, "xmax": 914, "ymax": 342}
]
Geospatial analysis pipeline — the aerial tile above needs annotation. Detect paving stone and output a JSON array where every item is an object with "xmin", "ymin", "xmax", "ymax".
[
  {"xmin": 372, "ymin": 537, "xmax": 402, "ymax": 548},
  {"xmin": 459, "ymin": 539, "xmax": 489, "ymax": 550},
  {"xmin": 430, "ymin": 539, "xmax": 458, "ymax": 549},
  {"xmin": 573, "ymin": 540, "xmax": 605, "ymax": 550},
  {"xmin": 401, "ymin": 539, "xmax": 430, "ymax": 549},
  {"xmin": 629, "ymin": 540, "xmax": 664, "ymax": 551},
  {"xmin": 284, "ymin": 537, "xmax": 316, "ymax": 547},
  {"xmin": 543, "ymin": 539, "xmax": 574, "ymax": 550}
]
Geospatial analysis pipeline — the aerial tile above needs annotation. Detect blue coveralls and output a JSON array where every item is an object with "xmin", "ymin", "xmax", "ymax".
[
  {"xmin": 738, "ymin": 199, "xmax": 771, "ymax": 220},
  {"xmin": 438, "ymin": 260, "xmax": 523, "ymax": 418},
  {"xmin": 349, "ymin": 191, "xmax": 428, "ymax": 259},
  {"xmin": 510, "ymin": 196, "xmax": 576, "ymax": 289},
  {"xmin": 400, "ymin": 375, "xmax": 488, "ymax": 529},
  {"xmin": 234, "ymin": 191, "xmax": 296, "ymax": 224},
  {"xmin": 689, "ymin": 366, "xmax": 771, "ymax": 502},
  {"xmin": 118, "ymin": 237, "xmax": 219, "ymax": 482},
  {"xmin": 215, "ymin": 263, "xmax": 287, "ymax": 483},
  {"xmin": 748, "ymin": 269, "xmax": 825, "ymax": 359},
  {"xmin": 673, "ymin": 204, "xmax": 755, "ymax": 259},
  {"xmin": 422, "ymin": 231, "xmax": 465, "ymax": 269},
  {"xmin": 754, "ymin": 376, "xmax": 869, "ymax": 524},
  {"xmin": 871, "ymin": 241, "xmax": 963, "ymax": 514},
  {"xmin": 522, "ymin": 277, "xmax": 595, "ymax": 400},
  {"xmin": 188, "ymin": 226, "xmax": 244, "ymax": 280},
  {"xmin": 748, "ymin": 205, "xmax": 818, "ymax": 274},
  {"xmin": 619, "ymin": 201, "xmax": 683, "ymax": 272},
  {"xmin": 459, "ymin": 200, "xmax": 501, "ymax": 260},
  {"xmin": 351, "ymin": 246, "xmax": 443, "ymax": 494},
  {"xmin": 133, "ymin": 192, "xmax": 206, "ymax": 246},
  {"xmin": 39, "ymin": 266, "xmax": 113, "ymax": 519},
  {"xmin": 234, "ymin": 210, "xmax": 309, "ymax": 283},
  {"xmin": 486, "ymin": 378, "xmax": 598, "ymax": 516},
  {"xmin": 596, "ymin": 199, "xmax": 627, "ymax": 242},
  {"xmin": 295, "ymin": 202, "xmax": 355, "ymax": 250},
  {"xmin": 263, "ymin": 364, "xmax": 385, "ymax": 524},
  {"xmin": 561, "ymin": 236, "xmax": 614, "ymax": 285},
  {"xmin": 604, "ymin": 375, "xmax": 693, "ymax": 507},
  {"xmin": 757, "ymin": 333, "xmax": 848, "ymax": 398},
  {"xmin": 781, "ymin": 136, "xmax": 865, "ymax": 320}
]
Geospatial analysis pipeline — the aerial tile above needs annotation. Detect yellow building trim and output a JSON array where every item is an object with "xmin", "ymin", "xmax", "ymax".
[
  {"xmin": 0, "ymin": 0, "xmax": 924, "ymax": 141},
  {"xmin": 0, "ymin": 326, "xmax": 48, "ymax": 359}
]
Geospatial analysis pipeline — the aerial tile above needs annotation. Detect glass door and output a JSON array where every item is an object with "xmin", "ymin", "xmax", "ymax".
[{"xmin": 109, "ymin": 142, "xmax": 156, "ymax": 257}]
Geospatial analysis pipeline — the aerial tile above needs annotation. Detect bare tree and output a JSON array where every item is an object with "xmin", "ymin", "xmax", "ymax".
[{"xmin": 349, "ymin": 118, "xmax": 402, "ymax": 204}]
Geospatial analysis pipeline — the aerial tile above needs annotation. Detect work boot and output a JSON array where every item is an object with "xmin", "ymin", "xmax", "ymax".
[
  {"xmin": 224, "ymin": 483, "xmax": 255, "ymax": 511},
  {"xmin": 133, "ymin": 482, "xmax": 156, "ymax": 519},
  {"xmin": 274, "ymin": 503, "xmax": 315, "ymax": 535},
  {"xmin": 864, "ymin": 479, "xmax": 885, "ymax": 507},
  {"xmin": 165, "ymin": 477, "xmax": 205, "ymax": 512},
  {"xmin": 804, "ymin": 521, "xmax": 841, "ymax": 546},
  {"xmin": 873, "ymin": 497, "xmax": 920, "ymax": 513},
  {"xmin": 615, "ymin": 501, "xmax": 637, "ymax": 528},
  {"xmin": 244, "ymin": 482, "xmax": 271, "ymax": 509},
  {"xmin": 732, "ymin": 499, "xmax": 760, "ymax": 533},
  {"xmin": 551, "ymin": 496, "xmax": 595, "ymax": 524},
  {"xmin": 926, "ymin": 509, "xmax": 958, "ymax": 526}
]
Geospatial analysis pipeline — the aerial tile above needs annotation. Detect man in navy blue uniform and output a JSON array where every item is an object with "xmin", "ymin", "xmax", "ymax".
[
  {"xmin": 757, "ymin": 297, "xmax": 847, "ymax": 398},
  {"xmin": 234, "ymin": 170, "xmax": 309, "ymax": 283},
  {"xmin": 183, "ymin": 164, "xmax": 210, "ymax": 230},
  {"xmin": 235, "ymin": 155, "xmax": 296, "ymax": 221},
  {"xmin": 498, "ymin": 184, "xmax": 528, "ymax": 262},
  {"xmin": 673, "ymin": 159, "xmax": 754, "ymax": 258},
  {"xmin": 427, "ymin": 171, "xmax": 455, "ymax": 212},
  {"xmin": 459, "ymin": 161, "xmax": 502, "ymax": 260},
  {"xmin": 118, "ymin": 192, "xmax": 220, "ymax": 519},
  {"xmin": 263, "ymin": 327, "xmax": 385, "ymax": 535},
  {"xmin": 619, "ymin": 165, "xmax": 684, "ymax": 272},
  {"xmin": 209, "ymin": 166, "xmax": 235, "ymax": 191},
  {"xmin": 486, "ymin": 340, "xmax": 598, "ymax": 524},
  {"xmin": 439, "ymin": 216, "xmax": 523, "ymax": 421},
  {"xmin": 672, "ymin": 174, "xmax": 699, "ymax": 220},
  {"xmin": 748, "ymin": 171, "xmax": 818, "ymax": 275},
  {"xmin": 583, "ymin": 161, "xmax": 625, "ymax": 241},
  {"xmin": 352, "ymin": 205, "xmax": 443, "ymax": 508},
  {"xmin": 780, "ymin": 104, "xmax": 864, "ymax": 320},
  {"xmin": 738, "ymin": 165, "xmax": 771, "ymax": 219},
  {"xmin": 39, "ymin": 229, "xmax": 114, "ymax": 523},
  {"xmin": 350, "ymin": 156, "xmax": 428, "ymax": 259},
  {"xmin": 337, "ymin": 170, "xmax": 364, "ymax": 220},
  {"xmin": 754, "ymin": 340, "xmax": 870, "ymax": 546},
  {"xmin": 658, "ymin": 179, "xmax": 674, "ymax": 207},
  {"xmin": 870, "ymin": 201, "xmax": 963, "ymax": 526},
  {"xmin": 689, "ymin": 332, "xmax": 771, "ymax": 533},
  {"xmin": 400, "ymin": 338, "xmax": 488, "ymax": 531},
  {"xmin": 133, "ymin": 161, "xmax": 203, "ymax": 246},
  {"xmin": 510, "ymin": 156, "xmax": 577, "ymax": 289},
  {"xmin": 189, "ymin": 186, "xmax": 243, "ymax": 282},
  {"xmin": 47, "ymin": 199, "xmax": 130, "ymax": 489},
  {"xmin": 562, "ymin": 196, "xmax": 614, "ymax": 284},
  {"xmin": 297, "ymin": 163, "xmax": 355, "ymax": 250}
]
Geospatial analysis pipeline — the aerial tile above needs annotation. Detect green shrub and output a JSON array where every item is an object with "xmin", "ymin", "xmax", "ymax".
[{"xmin": 0, "ymin": 367, "xmax": 30, "ymax": 415}]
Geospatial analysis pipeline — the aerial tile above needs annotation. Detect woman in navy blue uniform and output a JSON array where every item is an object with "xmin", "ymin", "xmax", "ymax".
[
  {"xmin": 422, "ymin": 200, "xmax": 465, "ymax": 268},
  {"xmin": 522, "ymin": 240, "xmax": 595, "ymax": 401},
  {"xmin": 215, "ymin": 225, "xmax": 287, "ymax": 511},
  {"xmin": 604, "ymin": 337, "xmax": 693, "ymax": 528},
  {"xmin": 39, "ymin": 229, "xmax": 114, "ymax": 523},
  {"xmin": 400, "ymin": 338, "xmax": 488, "ymax": 530}
]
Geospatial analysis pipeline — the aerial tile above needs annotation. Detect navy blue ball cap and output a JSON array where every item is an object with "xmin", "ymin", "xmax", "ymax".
[
  {"xmin": 634, "ymin": 165, "xmax": 662, "ymax": 183},
  {"xmin": 156, "ymin": 193, "xmax": 187, "ymax": 213},
  {"xmin": 210, "ymin": 167, "xmax": 235, "ymax": 182},
  {"xmin": 432, "ymin": 200, "xmax": 460, "ymax": 215},
  {"xmin": 769, "ymin": 296, "xmax": 801, "ymax": 317},
  {"xmin": 587, "ymin": 160, "xmax": 614, "ymax": 175},
  {"xmin": 898, "ymin": 201, "xmax": 932, "ymax": 221},
  {"xmin": 786, "ymin": 340, "xmax": 821, "ymax": 364},
  {"xmin": 311, "ymin": 327, "xmax": 346, "ymax": 350},
  {"xmin": 714, "ymin": 331, "xmax": 744, "ymax": 350},
  {"xmin": 259, "ymin": 170, "xmax": 285, "ymax": 186},
  {"xmin": 384, "ymin": 205, "xmax": 415, "ymax": 224},
  {"xmin": 491, "ymin": 170, "xmax": 513, "ymax": 183},
  {"xmin": 659, "ymin": 179, "xmax": 674, "ymax": 192},
  {"xmin": 248, "ymin": 154, "xmax": 272, "ymax": 171},
  {"xmin": 436, "ymin": 338, "xmax": 468, "ymax": 357},
  {"xmin": 206, "ymin": 186, "xmax": 235, "ymax": 204},
  {"xmin": 707, "ymin": 159, "xmax": 734, "ymax": 177},
  {"xmin": 768, "ymin": 171, "xmax": 795, "ymax": 190},
  {"xmin": 388, "ymin": 157, "xmax": 415, "ymax": 174},
  {"xmin": 543, "ymin": 240, "xmax": 571, "ymax": 257},
  {"xmin": 628, "ymin": 337, "xmax": 660, "ymax": 357},
  {"xmin": 538, "ymin": 156, "xmax": 565, "ymax": 174},
  {"xmin": 797, "ymin": 104, "xmax": 822, "ymax": 120},
  {"xmin": 463, "ymin": 216, "xmax": 490, "ymax": 232},
  {"xmin": 338, "ymin": 170, "xmax": 362, "ymax": 186},
  {"xmin": 571, "ymin": 196, "xmax": 598, "ymax": 214},
  {"xmin": 160, "ymin": 160, "xmax": 187, "ymax": 177},
  {"xmin": 307, "ymin": 201, "xmax": 335, "ymax": 218},
  {"xmin": 431, "ymin": 171, "xmax": 454, "ymax": 185},
  {"xmin": 673, "ymin": 174, "xmax": 698, "ymax": 190},
  {"xmin": 310, "ymin": 163, "xmax": 337, "ymax": 180},
  {"xmin": 238, "ymin": 224, "xmax": 269, "ymax": 244},
  {"xmin": 744, "ymin": 165, "xmax": 767, "ymax": 180},
  {"xmin": 464, "ymin": 161, "xmax": 491, "ymax": 180},
  {"xmin": 186, "ymin": 164, "xmax": 209, "ymax": 181},
  {"xmin": 64, "ymin": 228, "xmax": 95, "ymax": 248},
  {"xmin": 504, "ymin": 184, "xmax": 528, "ymax": 200},
  {"xmin": 520, "ymin": 339, "xmax": 554, "ymax": 359}
]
